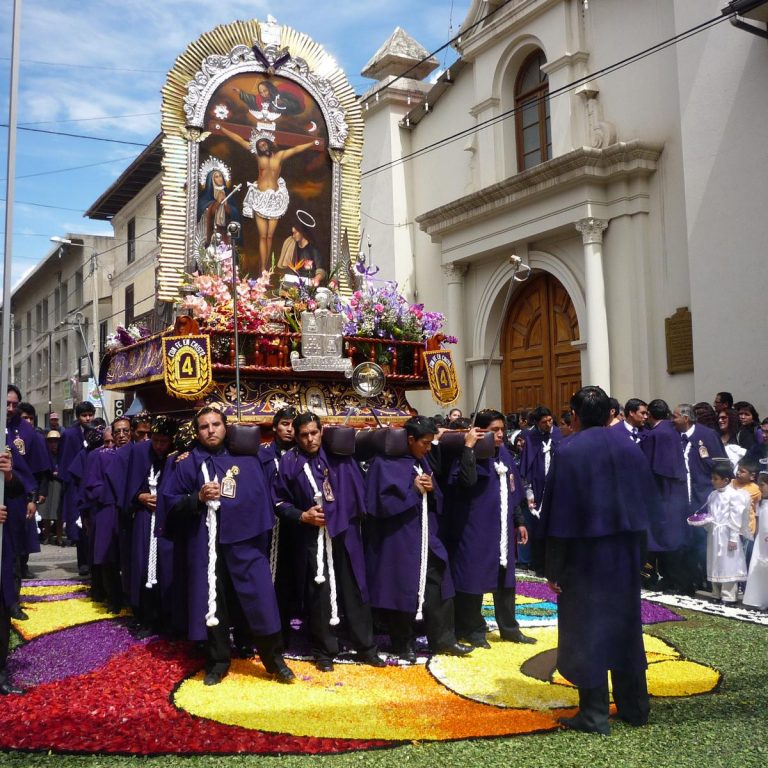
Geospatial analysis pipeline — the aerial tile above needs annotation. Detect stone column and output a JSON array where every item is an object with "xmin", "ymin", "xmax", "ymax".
[
  {"xmin": 441, "ymin": 263, "xmax": 468, "ymax": 410},
  {"xmin": 575, "ymin": 217, "xmax": 611, "ymax": 392}
]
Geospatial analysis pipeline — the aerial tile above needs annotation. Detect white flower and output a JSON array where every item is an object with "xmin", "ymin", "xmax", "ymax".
[{"xmin": 214, "ymin": 104, "xmax": 229, "ymax": 120}]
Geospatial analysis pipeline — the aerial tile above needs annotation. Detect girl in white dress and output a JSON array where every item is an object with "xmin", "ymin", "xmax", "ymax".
[{"xmin": 743, "ymin": 473, "xmax": 768, "ymax": 609}]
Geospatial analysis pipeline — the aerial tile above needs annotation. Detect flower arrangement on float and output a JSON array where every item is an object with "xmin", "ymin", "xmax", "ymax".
[
  {"xmin": 104, "ymin": 323, "xmax": 151, "ymax": 352},
  {"xmin": 102, "ymin": 241, "xmax": 456, "ymax": 372}
]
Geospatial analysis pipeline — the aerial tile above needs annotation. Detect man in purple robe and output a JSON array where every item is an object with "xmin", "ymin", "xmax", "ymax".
[
  {"xmin": 18, "ymin": 402, "xmax": 51, "ymax": 571},
  {"xmin": 641, "ymin": 399, "xmax": 691, "ymax": 593},
  {"xmin": 162, "ymin": 406, "xmax": 293, "ymax": 685},
  {"xmin": 85, "ymin": 418, "xmax": 131, "ymax": 613},
  {"xmin": 364, "ymin": 416, "xmax": 473, "ymax": 662},
  {"xmin": 273, "ymin": 412, "xmax": 384, "ymax": 672},
  {"xmin": 672, "ymin": 403, "xmax": 728, "ymax": 587},
  {"xmin": 0, "ymin": 447, "xmax": 36, "ymax": 694},
  {"xmin": 258, "ymin": 407, "xmax": 303, "ymax": 642},
  {"xmin": 541, "ymin": 386, "xmax": 658, "ymax": 735},
  {"xmin": 122, "ymin": 416, "xmax": 178, "ymax": 637},
  {"xmin": 445, "ymin": 410, "xmax": 534, "ymax": 646},
  {"xmin": 612, "ymin": 398, "xmax": 648, "ymax": 445},
  {"xmin": 519, "ymin": 406, "xmax": 561, "ymax": 574},
  {"xmin": 5, "ymin": 385, "xmax": 51, "ymax": 618},
  {"xmin": 58, "ymin": 401, "xmax": 95, "ymax": 574}
]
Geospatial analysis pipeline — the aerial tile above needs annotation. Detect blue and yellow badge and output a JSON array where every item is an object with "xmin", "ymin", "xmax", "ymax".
[
  {"xmin": 163, "ymin": 335, "xmax": 214, "ymax": 401},
  {"xmin": 424, "ymin": 349, "xmax": 460, "ymax": 406}
]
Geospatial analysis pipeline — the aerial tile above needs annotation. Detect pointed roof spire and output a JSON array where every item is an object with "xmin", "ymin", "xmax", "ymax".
[{"xmin": 361, "ymin": 27, "xmax": 439, "ymax": 81}]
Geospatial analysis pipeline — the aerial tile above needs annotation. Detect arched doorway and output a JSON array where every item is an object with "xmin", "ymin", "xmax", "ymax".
[{"xmin": 501, "ymin": 272, "xmax": 581, "ymax": 415}]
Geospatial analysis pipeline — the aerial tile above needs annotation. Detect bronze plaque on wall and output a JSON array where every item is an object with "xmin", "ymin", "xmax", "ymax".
[{"xmin": 665, "ymin": 307, "xmax": 694, "ymax": 374}]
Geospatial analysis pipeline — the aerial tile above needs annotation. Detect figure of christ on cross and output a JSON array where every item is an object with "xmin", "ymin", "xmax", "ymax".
[{"xmin": 217, "ymin": 123, "xmax": 322, "ymax": 274}]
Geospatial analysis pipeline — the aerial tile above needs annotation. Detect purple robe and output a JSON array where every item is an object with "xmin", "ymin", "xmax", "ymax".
[
  {"xmin": 154, "ymin": 453, "xmax": 189, "ymax": 635},
  {"xmin": 364, "ymin": 454, "xmax": 454, "ymax": 612},
  {"xmin": 610, "ymin": 420, "xmax": 645, "ymax": 446},
  {"xmin": 641, "ymin": 420, "xmax": 689, "ymax": 551},
  {"xmin": 6, "ymin": 416, "xmax": 50, "ymax": 557},
  {"xmin": 122, "ymin": 441, "xmax": 174, "ymax": 611},
  {"xmin": 445, "ymin": 445, "xmax": 525, "ymax": 593},
  {"xmin": 540, "ymin": 426, "xmax": 659, "ymax": 688},
  {"xmin": 683, "ymin": 424, "xmax": 727, "ymax": 512},
  {"xmin": 161, "ymin": 446, "xmax": 279, "ymax": 642},
  {"xmin": 273, "ymin": 446, "xmax": 369, "ymax": 601},
  {"xmin": 84, "ymin": 447, "xmax": 121, "ymax": 565},
  {"xmin": 58, "ymin": 423, "xmax": 88, "ymax": 541},
  {"xmin": 519, "ymin": 426, "xmax": 562, "ymax": 505},
  {"xmin": 1, "ymin": 443, "xmax": 36, "ymax": 607}
]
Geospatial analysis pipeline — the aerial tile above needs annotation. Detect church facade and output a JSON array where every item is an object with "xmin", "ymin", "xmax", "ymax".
[{"xmin": 360, "ymin": 0, "xmax": 768, "ymax": 416}]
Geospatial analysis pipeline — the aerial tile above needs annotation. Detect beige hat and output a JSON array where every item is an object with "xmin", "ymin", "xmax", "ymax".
[{"xmin": 46, "ymin": 430, "xmax": 61, "ymax": 440}]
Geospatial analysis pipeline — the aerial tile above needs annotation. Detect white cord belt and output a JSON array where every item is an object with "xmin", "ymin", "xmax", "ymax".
[
  {"xmin": 495, "ymin": 461, "xmax": 509, "ymax": 569},
  {"xmin": 145, "ymin": 466, "xmax": 160, "ymax": 589},
  {"xmin": 413, "ymin": 465, "xmax": 429, "ymax": 622},
  {"xmin": 303, "ymin": 462, "xmax": 339, "ymax": 626},
  {"xmin": 200, "ymin": 462, "xmax": 220, "ymax": 627}
]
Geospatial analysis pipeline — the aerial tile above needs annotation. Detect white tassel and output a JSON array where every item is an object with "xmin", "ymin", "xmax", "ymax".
[
  {"xmin": 303, "ymin": 462, "xmax": 339, "ymax": 625},
  {"xmin": 413, "ymin": 465, "xmax": 429, "ymax": 622},
  {"xmin": 495, "ymin": 461, "xmax": 509, "ymax": 569},
  {"xmin": 201, "ymin": 462, "xmax": 220, "ymax": 627},
  {"xmin": 683, "ymin": 441, "xmax": 692, "ymax": 503},
  {"xmin": 543, "ymin": 439, "xmax": 552, "ymax": 477},
  {"xmin": 145, "ymin": 466, "xmax": 160, "ymax": 589}
]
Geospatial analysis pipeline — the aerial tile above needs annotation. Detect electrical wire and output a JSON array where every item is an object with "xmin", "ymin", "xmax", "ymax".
[
  {"xmin": 361, "ymin": 11, "xmax": 731, "ymax": 179},
  {"xmin": 0, "ymin": 124, "xmax": 150, "ymax": 147}
]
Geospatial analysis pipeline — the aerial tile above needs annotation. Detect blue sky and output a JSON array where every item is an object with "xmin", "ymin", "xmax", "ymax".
[{"xmin": 0, "ymin": 0, "xmax": 470, "ymax": 287}]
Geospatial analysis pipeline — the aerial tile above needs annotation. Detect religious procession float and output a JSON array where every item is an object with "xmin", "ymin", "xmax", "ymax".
[{"xmin": 100, "ymin": 16, "xmax": 460, "ymax": 427}]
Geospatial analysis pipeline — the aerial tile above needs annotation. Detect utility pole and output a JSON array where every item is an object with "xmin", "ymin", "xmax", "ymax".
[
  {"xmin": 0, "ymin": 0, "xmax": 23, "ymax": 572},
  {"xmin": 90, "ymin": 251, "xmax": 100, "ymax": 403}
]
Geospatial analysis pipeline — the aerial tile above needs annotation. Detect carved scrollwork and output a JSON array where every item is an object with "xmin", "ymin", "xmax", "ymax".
[{"xmin": 184, "ymin": 41, "xmax": 348, "ymax": 148}]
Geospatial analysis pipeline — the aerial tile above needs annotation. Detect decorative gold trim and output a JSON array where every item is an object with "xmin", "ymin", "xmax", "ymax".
[{"xmin": 158, "ymin": 19, "xmax": 362, "ymax": 302}]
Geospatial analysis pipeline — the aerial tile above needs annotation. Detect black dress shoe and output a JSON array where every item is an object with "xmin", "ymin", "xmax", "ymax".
[
  {"xmin": 435, "ymin": 642, "xmax": 473, "ymax": 657},
  {"xmin": 203, "ymin": 665, "xmax": 229, "ymax": 686},
  {"xmin": 558, "ymin": 715, "xmax": 609, "ymax": 736},
  {"xmin": 467, "ymin": 637, "xmax": 491, "ymax": 649},
  {"xmin": 392, "ymin": 646, "xmax": 417, "ymax": 664},
  {"xmin": 358, "ymin": 651, "xmax": 386, "ymax": 668},
  {"xmin": 271, "ymin": 661, "xmax": 296, "ymax": 684},
  {"xmin": 500, "ymin": 630, "xmax": 536, "ymax": 644},
  {"xmin": 9, "ymin": 606, "xmax": 28, "ymax": 621},
  {"xmin": 315, "ymin": 658, "xmax": 334, "ymax": 672},
  {"xmin": 0, "ymin": 681, "xmax": 24, "ymax": 695}
]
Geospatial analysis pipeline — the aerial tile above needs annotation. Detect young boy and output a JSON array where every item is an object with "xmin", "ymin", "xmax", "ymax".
[
  {"xmin": 743, "ymin": 472, "xmax": 768, "ymax": 609},
  {"xmin": 732, "ymin": 457, "xmax": 760, "ymax": 539},
  {"xmin": 688, "ymin": 458, "xmax": 750, "ymax": 603}
]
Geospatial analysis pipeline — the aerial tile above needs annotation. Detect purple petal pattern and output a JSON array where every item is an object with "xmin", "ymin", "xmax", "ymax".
[{"xmin": 9, "ymin": 621, "xmax": 142, "ymax": 687}]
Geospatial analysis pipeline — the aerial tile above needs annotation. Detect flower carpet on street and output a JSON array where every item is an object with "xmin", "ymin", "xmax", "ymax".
[{"xmin": 0, "ymin": 579, "xmax": 720, "ymax": 756}]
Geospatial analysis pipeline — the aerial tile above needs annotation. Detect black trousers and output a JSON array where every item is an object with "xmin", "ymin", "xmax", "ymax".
[
  {"xmin": 656, "ymin": 549, "xmax": 695, "ymax": 593},
  {"xmin": 206, "ymin": 553, "xmax": 283, "ymax": 674},
  {"xmin": 577, "ymin": 669, "xmax": 650, "ymax": 732},
  {"xmin": 382, "ymin": 552, "xmax": 456, "ymax": 652},
  {"xmin": 306, "ymin": 535, "xmax": 375, "ymax": 661},
  {"xmin": 454, "ymin": 567, "xmax": 520, "ymax": 641}
]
